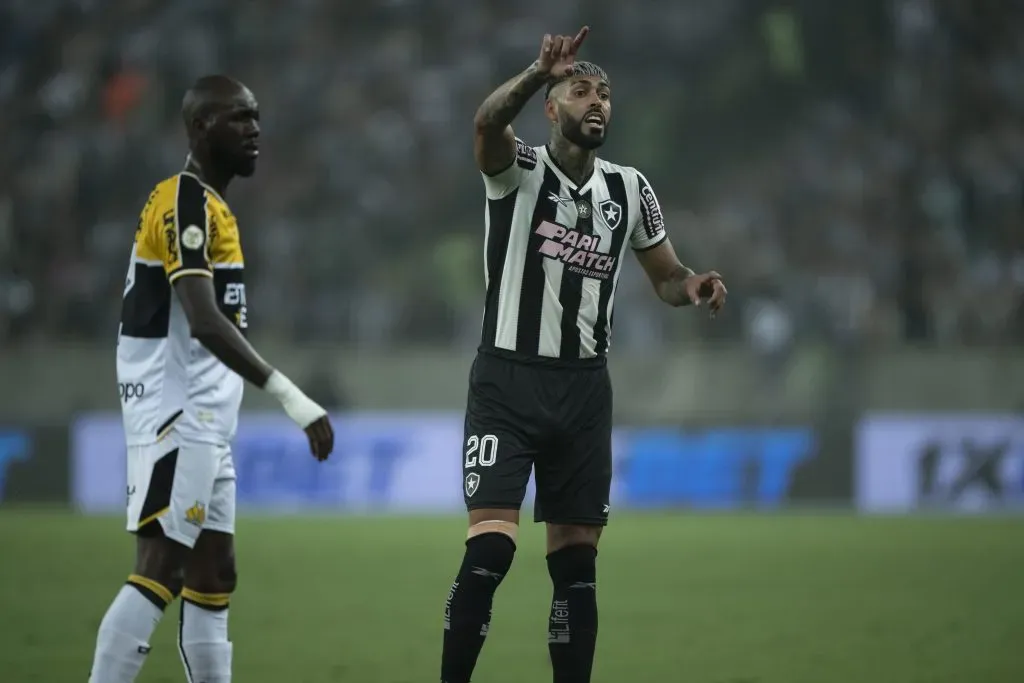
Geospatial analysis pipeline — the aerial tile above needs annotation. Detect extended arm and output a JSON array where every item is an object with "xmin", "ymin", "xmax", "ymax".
[
  {"xmin": 633, "ymin": 239, "xmax": 698, "ymax": 307},
  {"xmin": 629, "ymin": 171, "xmax": 727, "ymax": 312}
]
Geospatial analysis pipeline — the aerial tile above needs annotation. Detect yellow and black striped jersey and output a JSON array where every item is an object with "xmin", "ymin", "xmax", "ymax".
[{"xmin": 116, "ymin": 172, "xmax": 247, "ymax": 446}]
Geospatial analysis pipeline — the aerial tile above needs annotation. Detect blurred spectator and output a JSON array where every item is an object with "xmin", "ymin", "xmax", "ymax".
[{"xmin": 1, "ymin": 0, "xmax": 1021, "ymax": 349}]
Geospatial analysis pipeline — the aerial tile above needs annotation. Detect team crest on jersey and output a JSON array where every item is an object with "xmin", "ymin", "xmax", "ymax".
[
  {"xmin": 598, "ymin": 199, "xmax": 623, "ymax": 230},
  {"xmin": 465, "ymin": 472, "xmax": 480, "ymax": 498},
  {"xmin": 575, "ymin": 199, "xmax": 592, "ymax": 219}
]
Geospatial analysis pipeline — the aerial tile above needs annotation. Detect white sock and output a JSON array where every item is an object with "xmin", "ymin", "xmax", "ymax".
[
  {"xmin": 88, "ymin": 584, "xmax": 165, "ymax": 683},
  {"xmin": 178, "ymin": 600, "xmax": 232, "ymax": 683}
]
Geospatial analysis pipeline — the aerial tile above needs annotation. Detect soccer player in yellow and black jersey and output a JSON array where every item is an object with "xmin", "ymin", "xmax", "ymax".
[{"xmin": 87, "ymin": 75, "xmax": 335, "ymax": 683}]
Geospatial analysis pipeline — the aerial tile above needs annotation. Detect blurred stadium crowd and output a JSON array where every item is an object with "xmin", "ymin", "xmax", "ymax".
[{"xmin": 0, "ymin": 0, "xmax": 1021, "ymax": 349}]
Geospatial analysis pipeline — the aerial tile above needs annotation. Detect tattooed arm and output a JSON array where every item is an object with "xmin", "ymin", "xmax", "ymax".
[
  {"xmin": 473, "ymin": 64, "xmax": 550, "ymax": 175},
  {"xmin": 474, "ymin": 28, "xmax": 590, "ymax": 176}
]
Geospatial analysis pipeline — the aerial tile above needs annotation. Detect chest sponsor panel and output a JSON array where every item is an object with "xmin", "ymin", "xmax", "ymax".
[{"xmin": 534, "ymin": 220, "xmax": 617, "ymax": 281}]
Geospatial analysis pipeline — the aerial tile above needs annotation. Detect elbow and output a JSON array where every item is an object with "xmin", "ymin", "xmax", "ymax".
[
  {"xmin": 473, "ymin": 115, "xmax": 495, "ymax": 136},
  {"xmin": 186, "ymin": 311, "xmax": 221, "ymax": 339}
]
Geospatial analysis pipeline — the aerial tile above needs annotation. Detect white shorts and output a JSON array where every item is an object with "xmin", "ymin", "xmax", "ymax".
[{"xmin": 125, "ymin": 437, "xmax": 236, "ymax": 548}]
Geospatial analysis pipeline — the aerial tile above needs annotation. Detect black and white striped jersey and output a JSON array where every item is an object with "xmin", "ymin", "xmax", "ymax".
[{"xmin": 478, "ymin": 139, "xmax": 667, "ymax": 365}]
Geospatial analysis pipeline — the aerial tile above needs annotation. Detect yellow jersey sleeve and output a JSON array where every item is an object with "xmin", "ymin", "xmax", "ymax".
[{"xmin": 151, "ymin": 174, "xmax": 214, "ymax": 283}]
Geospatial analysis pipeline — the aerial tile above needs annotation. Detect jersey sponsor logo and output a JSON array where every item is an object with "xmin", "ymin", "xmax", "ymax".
[
  {"xmin": 118, "ymin": 382, "xmax": 145, "ymax": 402},
  {"xmin": 180, "ymin": 224, "xmax": 205, "ymax": 250},
  {"xmin": 639, "ymin": 183, "xmax": 664, "ymax": 234},
  {"xmin": 223, "ymin": 282, "xmax": 248, "ymax": 329},
  {"xmin": 534, "ymin": 220, "xmax": 616, "ymax": 280},
  {"xmin": 597, "ymin": 199, "xmax": 623, "ymax": 230}
]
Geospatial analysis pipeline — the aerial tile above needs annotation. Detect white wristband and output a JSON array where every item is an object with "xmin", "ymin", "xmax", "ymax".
[{"xmin": 264, "ymin": 370, "xmax": 326, "ymax": 429}]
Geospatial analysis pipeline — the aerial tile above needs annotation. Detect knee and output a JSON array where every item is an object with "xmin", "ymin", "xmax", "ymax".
[
  {"xmin": 187, "ymin": 554, "xmax": 237, "ymax": 596},
  {"xmin": 546, "ymin": 524, "xmax": 599, "ymax": 588},
  {"xmin": 215, "ymin": 556, "xmax": 238, "ymax": 594},
  {"xmin": 546, "ymin": 543, "xmax": 598, "ymax": 587},
  {"xmin": 463, "ymin": 524, "xmax": 517, "ymax": 581},
  {"xmin": 546, "ymin": 523, "xmax": 601, "ymax": 555},
  {"xmin": 135, "ymin": 541, "xmax": 187, "ymax": 597}
]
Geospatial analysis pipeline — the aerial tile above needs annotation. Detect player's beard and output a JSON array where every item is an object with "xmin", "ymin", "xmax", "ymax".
[{"xmin": 560, "ymin": 112, "xmax": 606, "ymax": 151}]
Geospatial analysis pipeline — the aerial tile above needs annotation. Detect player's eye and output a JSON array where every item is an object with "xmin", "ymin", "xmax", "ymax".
[
  {"xmin": 574, "ymin": 89, "xmax": 587, "ymax": 97},
  {"xmin": 599, "ymin": 92, "xmax": 610, "ymax": 101}
]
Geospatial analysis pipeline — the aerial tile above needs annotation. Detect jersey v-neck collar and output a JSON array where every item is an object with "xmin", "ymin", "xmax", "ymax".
[{"xmin": 540, "ymin": 145, "xmax": 599, "ymax": 195}]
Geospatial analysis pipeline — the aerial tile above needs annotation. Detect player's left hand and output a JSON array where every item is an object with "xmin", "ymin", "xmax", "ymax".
[{"xmin": 684, "ymin": 271, "xmax": 727, "ymax": 318}]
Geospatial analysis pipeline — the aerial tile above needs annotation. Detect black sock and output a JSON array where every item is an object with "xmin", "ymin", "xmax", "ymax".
[
  {"xmin": 547, "ymin": 544, "xmax": 599, "ymax": 683},
  {"xmin": 440, "ymin": 532, "xmax": 515, "ymax": 683}
]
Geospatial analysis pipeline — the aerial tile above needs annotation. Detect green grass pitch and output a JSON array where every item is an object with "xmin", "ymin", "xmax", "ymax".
[{"xmin": 0, "ymin": 510, "xmax": 1021, "ymax": 682}]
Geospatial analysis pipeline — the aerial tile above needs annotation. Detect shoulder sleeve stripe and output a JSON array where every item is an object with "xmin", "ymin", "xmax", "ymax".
[
  {"xmin": 175, "ymin": 174, "xmax": 209, "ymax": 241},
  {"xmin": 163, "ymin": 174, "xmax": 212, "ymax": 278},
  {"xmin": 515, "ymin": 138, "xmax": 538, "ymax": 170}
]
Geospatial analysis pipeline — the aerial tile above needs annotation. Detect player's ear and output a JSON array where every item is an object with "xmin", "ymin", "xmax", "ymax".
[{"xmin": 544, "ymin": 97, "xmax": 557, "ymax": 124}]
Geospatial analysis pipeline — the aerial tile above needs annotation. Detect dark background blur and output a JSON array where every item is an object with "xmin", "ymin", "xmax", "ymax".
[{"xmin": 2, "ymin": 0, "xmax": 1022, "ymax": 350}]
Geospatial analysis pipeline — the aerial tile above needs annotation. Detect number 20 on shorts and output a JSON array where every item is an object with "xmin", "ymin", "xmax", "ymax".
[{"xmin": 465, "ymin": 434, "xmax": 498, "ymax": 468}]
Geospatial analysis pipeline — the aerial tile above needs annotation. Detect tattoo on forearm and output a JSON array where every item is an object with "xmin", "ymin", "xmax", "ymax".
[
  {"xmin": 475, "ymin": 64, "xmax": 549, "ymax": 130},
  {"xmin": 661, "ymin": 265, "xmax": 696, "ymax": 307}
]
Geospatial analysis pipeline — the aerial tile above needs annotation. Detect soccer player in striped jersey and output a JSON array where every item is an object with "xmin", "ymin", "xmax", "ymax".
[
  {"xmin": 440, "ymin": 27, "xmax": 727, "ymax": 683},
  {"xmin": 87, "ymin": 75, "xmax": 334, "ymax": 683}
]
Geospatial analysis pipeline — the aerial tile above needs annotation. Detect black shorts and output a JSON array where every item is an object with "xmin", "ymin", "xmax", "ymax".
[{"xmin": 462, "ymin": 350, "xmax": 613, "ymax": 526}]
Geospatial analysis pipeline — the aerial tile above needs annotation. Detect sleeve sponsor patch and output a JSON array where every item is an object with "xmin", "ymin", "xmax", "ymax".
[
  {"xmin": 638, "ymin": 175, "xmax": 665, "ymax": 240},
  {"xmin": 515, "ymin": 138, "xmax": 538, "ymax": 170}
]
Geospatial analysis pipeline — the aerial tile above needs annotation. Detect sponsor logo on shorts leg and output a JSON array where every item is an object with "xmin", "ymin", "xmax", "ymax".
[
  {"xmin": 535, "ymin": 220, "xmax": 616, "ymax": 280},
  {"xmin": 184, "ymin": 501, "xmax": 206, "ymax": 527},
  {"xmin": 118, "ymin": 383, "xmax": 145, "ymax": 402},
  {"xmin": 464, "ymin": 472, "xmax": 480, "ymax": 498}
]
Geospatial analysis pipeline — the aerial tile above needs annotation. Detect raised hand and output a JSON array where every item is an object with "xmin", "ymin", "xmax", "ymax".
[{"xmin": 536, "ymin": 27, "xmax": 590, "ymax": 78}]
